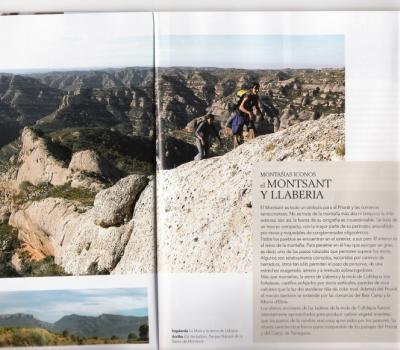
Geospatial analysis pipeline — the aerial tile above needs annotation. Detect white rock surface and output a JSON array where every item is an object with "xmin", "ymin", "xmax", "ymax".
[
  {"xmin": 9, "ymin": 175, "xmax": 155, "ymax": 275},
  {"xmin": 157, "ymin": 114, "xmax": 345, "ymax": 272},
  {"xmin": 15, "ymin": 128, "xmax": 119, "ymax": 191},
  {"xmin": 9, "ymin": 198, "xmax": 78, "ymax": 257},
  {"xmin": 68, "ymin": 150, "xmax": 104, "ymax": 175},
  {"xmin": 113, "ymin": 180, "xmax": 155, "ymax": 274},
  {"xmin": 93, "ymin": 175, "xmax": 148, "ymax": 228},
  {"xmin": 16, "ymin": 128, "xmax": 69, "ymax": 186}
]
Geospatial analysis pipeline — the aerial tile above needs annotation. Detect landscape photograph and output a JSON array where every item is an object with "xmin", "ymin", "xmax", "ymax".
[
  {"xmin": 0, "ymin": 13, "xmax": 157, "ymax": 277},
  {"xmin": 0, "ymin": 12, "xmax": 346, "ymax": 277},
  {"xmin": 0, "ymin": 288, "xmax": 149, "ymax": 347},
  {"xmin": 156, "ymin": 29, "xmax": 345, "ymax": 272}
]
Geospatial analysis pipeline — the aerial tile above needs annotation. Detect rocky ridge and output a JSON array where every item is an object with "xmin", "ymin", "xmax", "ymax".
[
  {"xmin": 16, "ymin": 128, "xmax": 120, "ymax": 191},
  {"xmin": 157, "ymin": 113, "xmax": 345, "ymax": 272},
  {"xmin": 0, "ymin": 67, "xmax": 345, "ymax": 276},
  {"xmin": 1, "ymin": 128, "xmax": 155, "ymax": 275}
]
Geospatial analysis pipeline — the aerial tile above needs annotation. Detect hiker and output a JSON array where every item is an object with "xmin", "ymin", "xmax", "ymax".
[
  {"xmin": 194, "ymin": 113, "xmax": 222, "ymax": 160},
  {"xmin": 238, "ymin": 82, "xmax": 263, "ymax": 140},
  {"xmin": 226, "ymin": 110, "xmax": 245, "ymax": 148}
]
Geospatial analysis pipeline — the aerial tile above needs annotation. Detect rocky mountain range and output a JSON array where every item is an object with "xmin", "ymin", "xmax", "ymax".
[
  {"xmin": 0, "ymin": 66, "xmax": 345, "ymax": 276},
  {"xmin": 0, "ymin": 313, "xmax": 147, "ymax": 339},
  {"xmin": 156, "ymin": 67, "xmax": 344, "ymax": 169}
]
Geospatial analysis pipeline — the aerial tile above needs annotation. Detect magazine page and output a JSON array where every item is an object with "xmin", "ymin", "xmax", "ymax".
[
  {"xmin": 155, "ymin": 11, "xmax": 399, "ymax": 349},
  {"xmin": 0, "ymin": 12, "xmax": 157, "ymax": 349}
]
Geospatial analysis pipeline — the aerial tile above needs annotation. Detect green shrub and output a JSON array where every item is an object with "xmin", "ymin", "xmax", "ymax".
[
  {"xmin": 19, "ymin": 255, "xmax": 69, "ymax": 277},
  {"xmin": 127, "ymin": 332, "xmax": 138, "ymax": 343},
  {"xmin": 14, "ymin": 182, "xmax": 96, "ymax": 208},
  {"xmin": 49, "ymin": 184, "xmax": 96, "ymax": 207},
  {"xmin": 0, "ymin": 223, "xmax": 20, "ymax": 277},
  {"xmin": 139, "ymin": 324, "xmax": 149, "ymax": 340}
]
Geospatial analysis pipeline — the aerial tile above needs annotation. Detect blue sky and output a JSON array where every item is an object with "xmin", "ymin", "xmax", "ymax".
[
  {"xmin": 0, "ymin": 12, "xmax": 343, "ymax": 72},
  {"xmin": 0, "ymin": 12, "xmax": 345, "ymax": 73},
  {"xmin": 0, "ymin": 289, "xmax": 148, "ymax": 323},
  {"xmin": 157, "ymin": 35, "xmax": 344, "ymax": 69}
]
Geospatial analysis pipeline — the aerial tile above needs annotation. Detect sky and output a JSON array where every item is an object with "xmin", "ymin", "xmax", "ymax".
[
  {"xmin": 0, "ymin": 13, "xmax": 343, "ymax": 72},
  {"xmin": 0, "ymin": 288, "xmax": 148, "ymax": 323},
  {"xmin": 157, "ymin": 35, "xmax": 344, "ymax": 69},
  {"xmin": 0, "ymin": 12, "xmax": 154, "ymax": 72}
]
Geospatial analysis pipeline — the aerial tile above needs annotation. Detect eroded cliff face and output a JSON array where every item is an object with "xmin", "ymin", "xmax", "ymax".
[
  {"xmin": 9, "ymin": 175, "xmax": 155, "ymax": 275},
  {"xmin": 157, "ymin": 114, "xmax": 345, "ymax": 273},
  {"xmin": 16, "ymin": 128, "xmax": 120, "ymax": 191},
  {"xmin": 2, "ymin": 127, "xmax": 155, "ymax": 275}
]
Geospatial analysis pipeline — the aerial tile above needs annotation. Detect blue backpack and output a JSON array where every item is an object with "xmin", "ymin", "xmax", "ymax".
[{"xmin": 228, "ymin": 111, "xmax": 245, "ymax": 135}]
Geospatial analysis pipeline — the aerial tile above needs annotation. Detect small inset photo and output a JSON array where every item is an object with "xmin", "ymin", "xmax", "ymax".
[{"xmin": 0, "ymin": 288, "xmax": 149, "ymax": 347}]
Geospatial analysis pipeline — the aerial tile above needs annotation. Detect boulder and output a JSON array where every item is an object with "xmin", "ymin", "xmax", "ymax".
[
  {"xmin": 112, "ymin": 179, "xmax": 155, "ymax": 274},
  {"xmin": 93, "ymin": 175, "xmax": 148, "ymax": 228}
]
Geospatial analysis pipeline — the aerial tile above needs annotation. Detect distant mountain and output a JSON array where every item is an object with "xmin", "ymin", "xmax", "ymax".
[
  {"xmin": 29, "ymin": 67, "xmax": 154, "ymax": 92},
  {"xmin": 0, "ymin": 313, "xmax": 53, "ymax": 331},
  {"xmin": 36, "ymin": 86, "xmax": 154, "ymax": 136},
  {"xmin": 54, "ymin": 314, "xmax": 148, "ymax": 339},
  {"xmin": 0, "ymin": 313, "xmax": 148, "ymax": 339},
  {"xmin": 0, "ymin": 74, "xmax": 63, "ymax": 148},
  {"xmin": 0, "ymin": 74, "xmax": 63, "ymax": 124}
]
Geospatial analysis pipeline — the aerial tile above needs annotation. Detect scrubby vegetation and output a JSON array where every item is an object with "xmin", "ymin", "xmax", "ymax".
[
  {"xmin": 47, "ymin": 127, "xmax": 155, "ymax": 175},
  {"xmin": 14, "ymin": 182, "xmax": 96, "ymax": 208},
  {"xmin": 17, "ymin": 254, "xmax": 69, "ymax": 277},
  {"xmin": 139, "ymin": 324, "xmax": 149, "ymax": 341},
  {"xmin": 0, "ymin": 223, "xmax": 68, "ymax": 278},
  {"xmin": 0, "ymin": 327, "xmax": 147, "ymax": 347},
  {"xmin": 0, "ymin": 223, "xmax": 20, "ymax": 277}
]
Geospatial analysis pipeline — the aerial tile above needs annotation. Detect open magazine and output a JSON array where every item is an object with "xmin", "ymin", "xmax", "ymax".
[{"xmin": 0, "ymin": 10, "xmax": 398, "ymax": 350}]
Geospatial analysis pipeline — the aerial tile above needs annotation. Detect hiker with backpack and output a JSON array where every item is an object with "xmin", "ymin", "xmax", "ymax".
[
  {"xmin": 194, "ymin": 113, "xmax": 222, "ymax": 160},
  {"xmin": 225, "ymin": 82, "xmax": 263, "ymax": 147},
  {"xmin": 238, "ymin": 82, "xmax": 263, "ymax": 140}
]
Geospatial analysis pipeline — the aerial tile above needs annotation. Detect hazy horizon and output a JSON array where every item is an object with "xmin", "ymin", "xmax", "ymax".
[
  {"xmin": 157, "ymin": 35, "xmax": 344, "ymax": 69},
  {"xmin": 0, "ymin": 12, "xmax": 344, "ymax": 72},
  {"xmin": 0, "ymin": 65, "xmax": 344, "ymax": 75},
  {"xmin": 0, "ymin": 289, "xmax": 148, "ymax": 323},
  {"xmin": 0, "ymin": 13, "xmax": 153, "ymax": 72}
]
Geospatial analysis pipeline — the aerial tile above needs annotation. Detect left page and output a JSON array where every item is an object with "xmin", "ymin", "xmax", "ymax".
[{"xmin": 0, "ymin": 12, "xmax": 157, "ymax": 349}]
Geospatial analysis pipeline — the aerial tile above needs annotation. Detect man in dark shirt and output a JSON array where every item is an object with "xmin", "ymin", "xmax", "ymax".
[
  {"xmin": 194, "ymin": 113, "xmax": 222, "ymax": 160},
  {"xmin": 239, "ymin": 82, "xmax": 263, "ymax": 139}
]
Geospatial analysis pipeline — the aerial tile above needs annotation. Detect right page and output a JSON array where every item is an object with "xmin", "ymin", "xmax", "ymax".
[{"xmin": 155, "ymin": 11, "xmax": 399, "ymax": 349}]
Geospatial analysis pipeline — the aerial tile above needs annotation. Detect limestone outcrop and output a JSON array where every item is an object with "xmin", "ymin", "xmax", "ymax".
[
  {"xmin": 16, "ymin": 128, "xmax": 69, "ymax": 186},
  {"xmin": 16, "ymin": 128, "xmax": 119, "ymax": 190},
  {"xmin": 157, "ymin": 114, "xmax": 345, "ymax": 273},
  {"xmin": 9, "ymin": 175, "xmax": 155, "ymax": 274}
]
